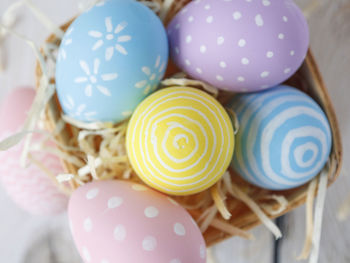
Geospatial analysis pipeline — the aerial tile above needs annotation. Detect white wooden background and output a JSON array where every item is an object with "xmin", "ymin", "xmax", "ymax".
[{"xmin": 0, "ymin": 0, "xmax": 349, "ymax": 262}]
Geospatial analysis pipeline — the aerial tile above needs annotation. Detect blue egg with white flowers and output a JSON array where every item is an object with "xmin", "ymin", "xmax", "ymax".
[
  {"xmin": 56, "ymin": 0, "xmax": 168, "ymax": 123},
  {"xmin": 228, "ymin": 85, "xmax": 332, "ymax": 190}
]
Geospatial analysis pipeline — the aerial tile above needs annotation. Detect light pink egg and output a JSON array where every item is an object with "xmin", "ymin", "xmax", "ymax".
[
  {"xmin": 68, "ymin": 180, "xmax": 206, "ymax": 263},
  {"xmin": 0, "ymin": 88, "xmax": 68, "ymax": 215}
]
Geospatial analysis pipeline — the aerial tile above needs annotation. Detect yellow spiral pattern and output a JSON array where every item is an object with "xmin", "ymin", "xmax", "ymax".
[{"xmin": 126, "ymin": 87, "xmax": 235, "ymax": 195}]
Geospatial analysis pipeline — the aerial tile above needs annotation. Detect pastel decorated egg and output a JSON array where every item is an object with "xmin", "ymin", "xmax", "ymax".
[
  {"xmin": 56, "ymin": 0, "xmax": 168, "ymax": 123},
  {"xmin": 0, "ymin": 88, "xmax": 68, "ymax": 215},
  {"xmin": 167, "ymin": 0, "xmax": 309, "ymax": 92},
  {"xmin": 126, "ymin": 87, "xmax": 234, "ymax": 195},
  {"xmin": 228, "ymin": 85, "xmax": 332, "ymax": 190},
  {"xmin": 68, "ymin": 180, "xmax": 206, "ymax": 263}
]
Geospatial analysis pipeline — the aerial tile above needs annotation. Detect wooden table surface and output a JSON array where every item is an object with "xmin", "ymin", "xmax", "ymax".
[{"xmin": 0, "ymin": 0, "xmax": 349, "ymax": 262}]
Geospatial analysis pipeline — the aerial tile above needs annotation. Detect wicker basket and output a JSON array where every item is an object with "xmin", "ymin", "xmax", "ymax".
[{"xmin": 35, "ymin": 0, "xmax": 342, "ymax": 247}]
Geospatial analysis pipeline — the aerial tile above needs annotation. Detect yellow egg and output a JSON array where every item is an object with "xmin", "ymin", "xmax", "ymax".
[{"xmin": 126, "ymin": 87, "xmax": 234, "ymax": 195}]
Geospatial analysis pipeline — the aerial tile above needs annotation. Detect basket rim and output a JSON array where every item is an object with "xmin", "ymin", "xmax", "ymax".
[{"xmin": 304, "ymin": 51, "xmax": 343, "ymax": 186}]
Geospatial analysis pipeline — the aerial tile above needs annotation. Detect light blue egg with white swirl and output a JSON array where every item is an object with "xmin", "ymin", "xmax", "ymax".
[
  {"xmin": 56, "ymin": 0, "xmax": 168, "ymax": 123},
  {"xmin": 228, "ymin": 85, "xmax": 332, "ymax": 190}
]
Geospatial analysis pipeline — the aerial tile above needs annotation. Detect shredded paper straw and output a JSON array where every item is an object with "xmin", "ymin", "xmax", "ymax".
[
  {"xmin": 223, "ymin": 172, "xmax": 282, "ymax": 240},
  {"xmin": 298, "ymin": 177, "xmax": 318, "ymax": 260},
  {"xmin": 309, "ymin": 166, "xmax": 330, "ymax": 263}
]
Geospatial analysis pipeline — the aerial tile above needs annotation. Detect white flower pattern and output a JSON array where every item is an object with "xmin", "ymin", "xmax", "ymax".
[
  {"xmin": 63, "ymin": 95, "xmax": 97, "ymax": 121},
  {"xmin": 88, "ymin": 17, "xmax": 132, "ymax": 61},
  {"xmin": 135, "ymin": 55, "xmax": 166, "ymax": 94},
  {"xmin": 74, "ymin": 58, "xmax": 118, "ymax": 97},
  {"xmin": 58, "ymin": 27, "xmax": 74, "ymax": 61}
]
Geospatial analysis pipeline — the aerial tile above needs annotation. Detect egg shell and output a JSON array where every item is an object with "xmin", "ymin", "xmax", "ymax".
[
  {"xmin": 126, "ymin": 87, "xmax": 234, "ymax": 195},
  {"xmin": 0, "ymin": 88, "xmax": 68, "ymax": 215},
  {"xmin": 228, "ymin": 85, "xmax": 332, "ymax": 190},
  {"xmin": 56, "ymin": 0, "xmax": 169, "ymax": 123},
  {"xmin": 167, "ymin": 0, "xmax": 309, "ymax": 92},
  {"xmin": 68, "ymin": 180, "xmax": 206, "ymax": 263}
]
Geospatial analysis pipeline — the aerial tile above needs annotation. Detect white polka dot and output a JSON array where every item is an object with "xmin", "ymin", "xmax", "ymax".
[
  {"xmin": 108, "ymin": 197, "xmax": 123, "ymax": 209},
  {"xmin": 101, "ymin": 260, "xmax": 109, "ymax": 263},
  {"xmin": 219, "ymin": 61, "xmax": 227, "ymax": 68},
  {"xmin": 86, "ymin": 188, "xmax": 99, "ymax": 200},
  {"xmin": 204, "ymin": 4, "xmax": 211, "ymax": 10},
  {"xmin": 200, "ymin": 45, "xmax": 207, "ymax": 53},
  {"xmin": 278, "ymin": 33, "xmax": 285, "ymax": 39},
  {"xmin": 261, "ymin": 71, "xmax": 270, "ymax": 78},
  {"xmin": 217, "ymin": 36, "xmax": 224, "ymax": 45},
  {"xmin": 255, "ymin": 14, "xmax": 264, "ymax": 27},
  {"xmin": 186, "ymin": 35, "xmax": 192, "ymax": 43},
  {"xmin": 185, "ymin": 59, "xmax": 191, "ymax": 66},
  {"xmin": 174, "ymin": 223, "xmax": 186, "ymax": 236},
  {"xmin": 181, "ymin": 8, "xmax": 187, "ymax": 14},
  {"xmin": 175, "ymin": 47, "xmax": 180, "ymax": 54},
  {"xmin": 168, "ymin": 197, "xmax": 180, "ymax": 206},
  {"xmin": 283, "ymin": 16, "xmax": 288, "ymax": 22},
  {"xmin": 142, "ymin": 236, "xmax": 157, "ymax": 251},
  {"xmin": 233, "ymin": 11, "xmax": 242, "ymax": 20},
  {"xmin": 82, "ymin": 247, "xmax": 91, "ymax": 262},
  {"xmin": 200, "ymin": 244, "xmax": 206, "ymax": 259},
  {"xmin": 196, "ymin": 68, "xmax": 203, "ymax": 74},
  {"xmin": 266, "ymin": 51, "xmax": 274, "ymax": 58},
  {"xmin": 290, "ymin": 50, "xmax": 295, "ymax": 56},
  {"xmin": 132, "ymin": 184, "xmax": 147, "ymax": 191},
  {"xmin": 113, "ymin": 225, "xmax": 127, "ymax": 241},
  {"xmin": 206, "ymin": 16, "xmax": 214, "ymax": 23},
  {"xmin": 188, "ymin": 16, "xmax": 194, "ymax": 22},
  {"xmin": 238, "ymin": 39, "xmax": 246, "ymax": 47},
  {"xmin": 284, "ymin": 68, "xmax": 292, "ymax": 74},
  {"xmin": 237, "ymin": 76, "xmax": 245, "ymax": 82},
  {"xmin": 216, "ymin": 75, "xmax": 224, "ymax": 81},
  {"xmin": 241, "ymin": 58, "xmax": 249, "ymax": 65},
  {"xmin": 262, "ymin": 0, "xmax": 271, "ymax": 6},
  {"xmin": 170, "ymin": 259, "xmax": 182, "ymax": 263},
  {"xmin": 84, "ymin": 218, "xmax": 93, "ymax": 232},
  {"xmin": 144, "ymin": 206, "xmax": 159, "ymax": 218}
]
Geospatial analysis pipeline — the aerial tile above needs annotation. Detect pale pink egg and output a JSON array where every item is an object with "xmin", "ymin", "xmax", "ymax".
[
  {"xmin": 0, "ymin": 88, "xmax": 35, "ymax": 131},
  {"xmin": 0, "ymin": 87, "xmax": 68, "ymax": 215},
  {"xmin": 68, "ymin": 180, "xmax": 206, "ymax": 263}
]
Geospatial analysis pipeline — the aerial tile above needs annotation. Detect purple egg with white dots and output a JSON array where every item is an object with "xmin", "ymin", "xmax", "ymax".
[{"xmin": 167, "ymin": 0, "xmax": 309, "ymax": 92}]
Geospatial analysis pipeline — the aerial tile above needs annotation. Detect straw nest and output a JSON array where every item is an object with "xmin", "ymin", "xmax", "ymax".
[{"xmin": 34, "ymin": 0, "xmax": 342, "ymax": 248}]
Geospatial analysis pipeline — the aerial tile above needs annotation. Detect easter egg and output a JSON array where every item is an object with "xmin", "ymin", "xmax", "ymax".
[
  {"xmin": 68, "ymin": 180, "xmax": 206, "ymax": 263},
  {"xmin": 0, "ymin": 88, "xmax": 68, "ymax": 215},
  {"xmin": 56, "ymin": 0, "xmax": 169, "ymax": 123},
  {"xmin": 126, "ymin": 87, "xmax": 234, "ymax": 195},
  {"xmin": 167, "ymin": 0, "xmax": 309, "ymax": 92},
  {"xmin": 228, "ymin": 85, "xmax": 332, "ymax": 190}
]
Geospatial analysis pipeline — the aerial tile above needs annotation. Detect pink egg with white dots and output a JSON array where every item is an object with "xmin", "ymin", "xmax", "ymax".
[
  {"xmin": 68, "ymin": 180, "xmax": 206, "ymax": 263},
  {"xmin": 167, "ymin": 0, "xmax": 309, "ymax": 92}
]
